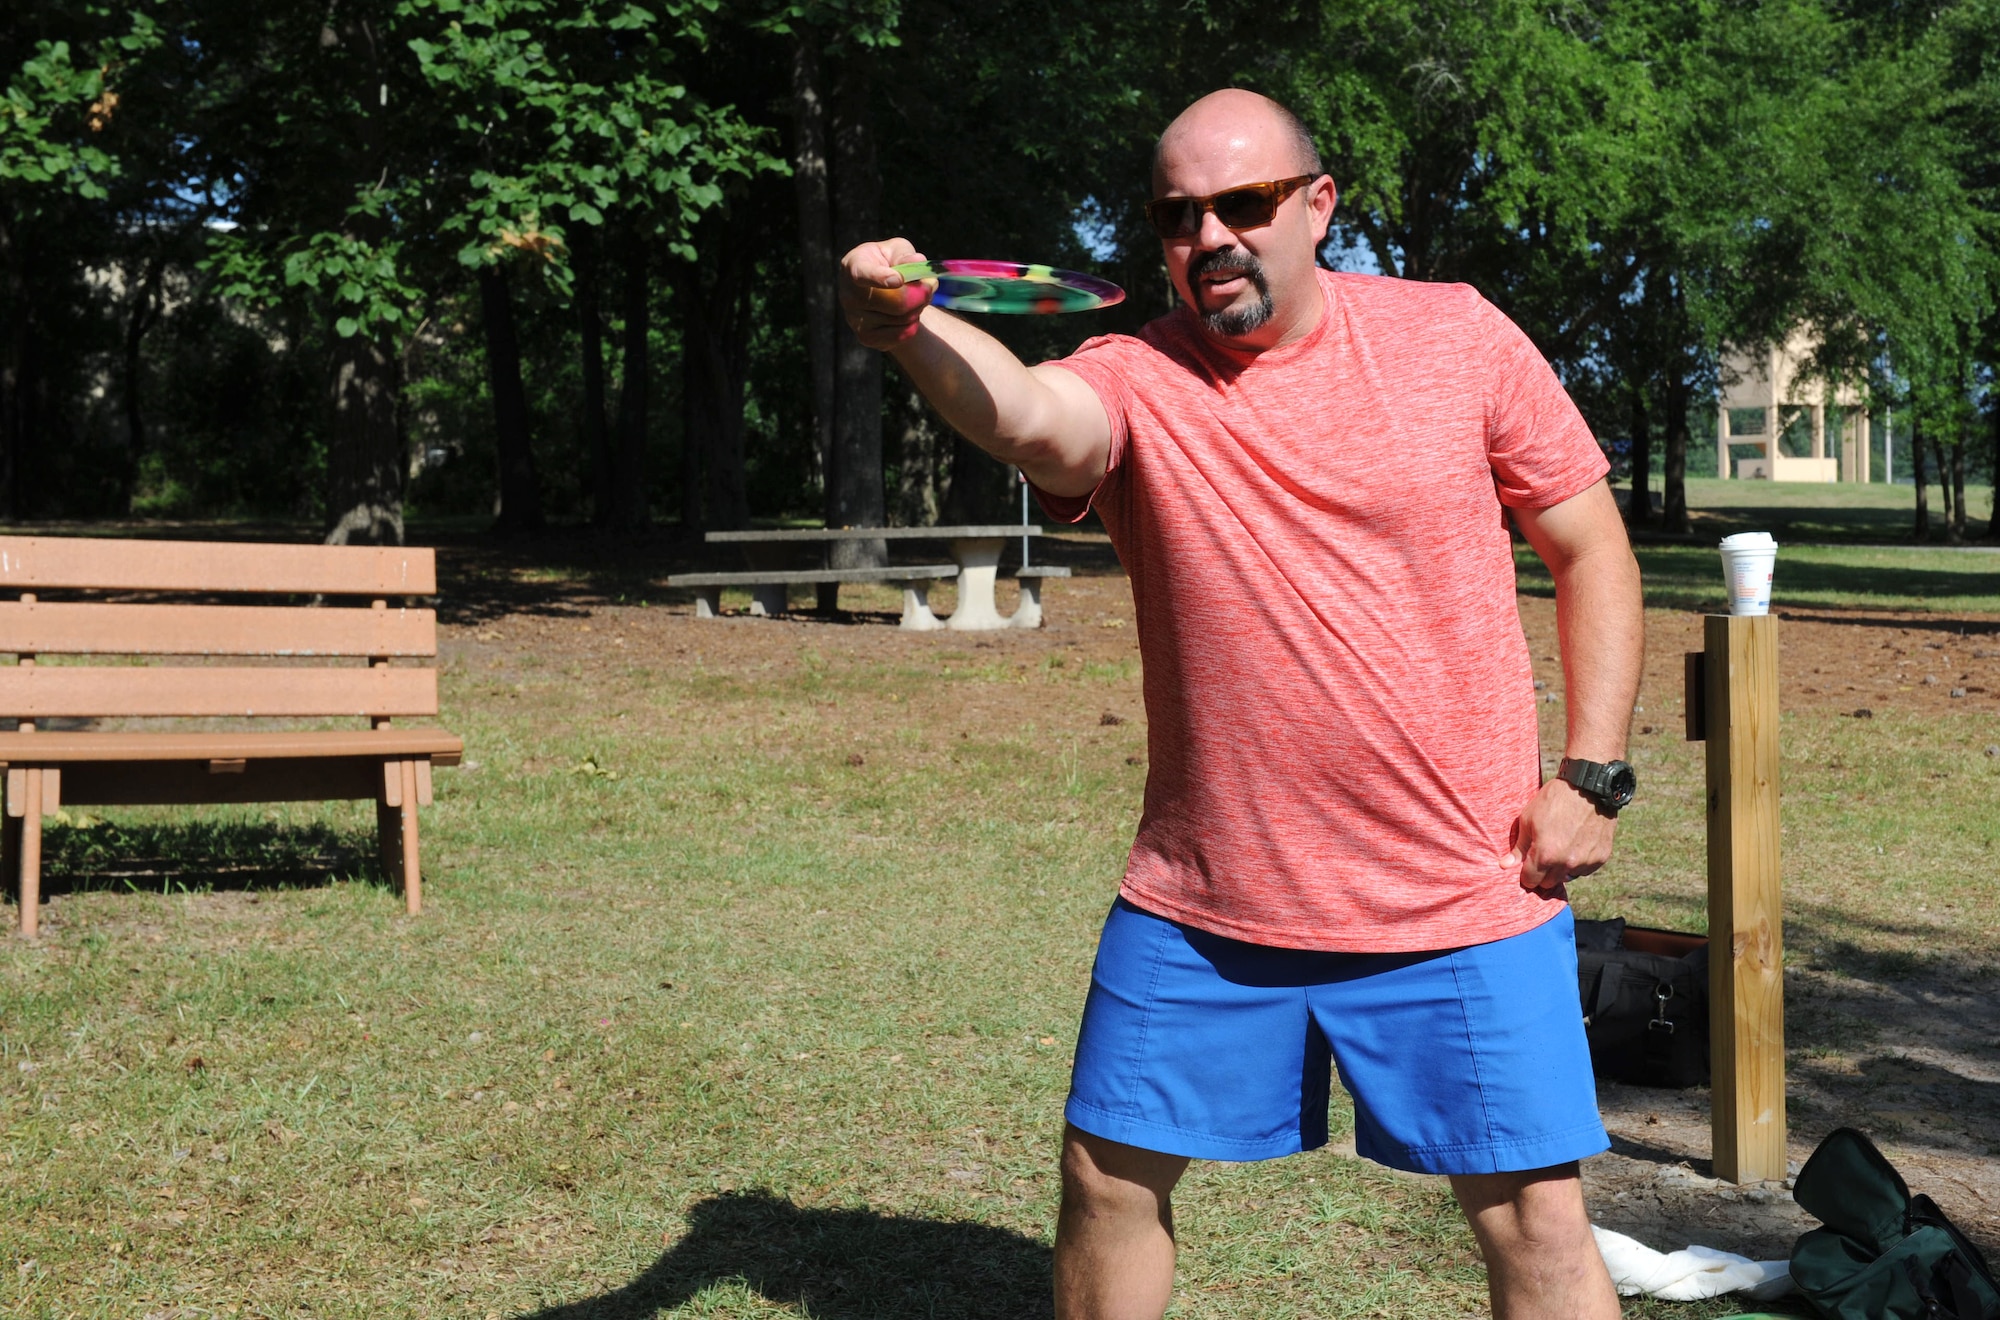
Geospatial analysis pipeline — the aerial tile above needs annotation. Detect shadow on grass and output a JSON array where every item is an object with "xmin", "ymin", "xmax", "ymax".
[
  {"xmin": 1516, "ymin": 544, "xmax": 2000, "ymax": 614},
  {"xmin": 518, "ymin": 1190, "xmax": 1052, "ymax": 1320},
  {"xmin": 29, "ymin": 818, "xmax": 384, "ymax": 898}
]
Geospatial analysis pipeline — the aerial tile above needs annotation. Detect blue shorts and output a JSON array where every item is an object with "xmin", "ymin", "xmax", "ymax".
[{"xmin": 1066, "ymin": 898, "xmax": 1608, "ymax": 1175}]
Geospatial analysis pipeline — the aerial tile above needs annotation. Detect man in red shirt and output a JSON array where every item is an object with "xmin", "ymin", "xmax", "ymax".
[{"xmin": 840, "ymin": 88, "xmax": 1642, "ymax": 1319}]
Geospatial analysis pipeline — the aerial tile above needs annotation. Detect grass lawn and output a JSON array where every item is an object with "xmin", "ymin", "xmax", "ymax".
[
  {"xmin": 4, "ymin": 543, "xmax": 1998, "ymax": 1318},
  {"xmin": 1626, "ymin": 476, "xmax": 1996, "ymax": 546},
  {"xmin": 1519, "ymin": 540, "xmax": 2000, "ymax": 614}
]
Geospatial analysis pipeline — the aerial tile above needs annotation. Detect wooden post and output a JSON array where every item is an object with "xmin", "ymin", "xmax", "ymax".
[{"xmin": 1689, "ymin": 614, "xmax": 1785, "ymax": 1183}]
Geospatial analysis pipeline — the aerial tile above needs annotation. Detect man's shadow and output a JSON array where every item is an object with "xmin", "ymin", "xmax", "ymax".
[{"xmin": 518, "ymin": 1190, "xmax": 1054, "ymax": 1319}]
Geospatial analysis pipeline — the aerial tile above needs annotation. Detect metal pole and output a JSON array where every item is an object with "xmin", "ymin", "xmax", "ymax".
[
  {"xmin": 1885, "ymin": 406, "xmax": 1893, "ymax": 485},
  {"xmin": 1019, "ymin": 468, "xmax": 1031, "ymax": 569}
]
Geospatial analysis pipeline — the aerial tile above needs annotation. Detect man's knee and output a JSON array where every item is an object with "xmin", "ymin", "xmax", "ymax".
[
  {"xmin": 1449, "ymin": 1163, "xmax": 1592, "ymax": 1248},
  {"xmin": 1060, "ymin": 1125, "xmax": 1187, "ymax": 1220}
]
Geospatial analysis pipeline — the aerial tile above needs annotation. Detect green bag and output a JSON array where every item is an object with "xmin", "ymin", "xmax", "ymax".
[{"xmin": 1791, "ymin": 1127, "xmax": 2000, "ymax": 1319}]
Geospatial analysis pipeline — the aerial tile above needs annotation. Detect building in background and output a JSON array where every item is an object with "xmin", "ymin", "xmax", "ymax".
[{"xmin": 1716, "ymin": 328, "xmax": 1873, "ymax": 482}]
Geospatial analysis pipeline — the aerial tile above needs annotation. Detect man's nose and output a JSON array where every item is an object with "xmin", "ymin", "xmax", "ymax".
[{"xmin": 1195, "ymin": 206, "xmax": 1237, "ymax": 249}]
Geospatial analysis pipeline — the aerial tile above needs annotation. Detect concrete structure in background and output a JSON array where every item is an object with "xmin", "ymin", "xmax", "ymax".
[{"xmin": 1716, "ymin": 328, "xmax": 1871, "ymax": 482}]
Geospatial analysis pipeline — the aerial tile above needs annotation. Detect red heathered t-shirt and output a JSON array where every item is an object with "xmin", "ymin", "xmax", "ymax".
[{"xmin": 1040, "ymin": 269, "xmax": 1609, "ymax": 952}]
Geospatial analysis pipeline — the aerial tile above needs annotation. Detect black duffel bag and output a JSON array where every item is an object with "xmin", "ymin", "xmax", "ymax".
[{"xmin": 1574, "ymin": 917, "xmax": 1709, "ymax": 1089}]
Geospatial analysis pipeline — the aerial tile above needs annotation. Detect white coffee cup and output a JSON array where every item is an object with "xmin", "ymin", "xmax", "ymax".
[{"xmin": 1719, "ymin": 532, "xmax": 1777, "ymax": 616}]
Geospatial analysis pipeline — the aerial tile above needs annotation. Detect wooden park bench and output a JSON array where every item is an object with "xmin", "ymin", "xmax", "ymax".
[{"xmin": 0, "ymin": 536, "xmax": 463, "ymax": 936}]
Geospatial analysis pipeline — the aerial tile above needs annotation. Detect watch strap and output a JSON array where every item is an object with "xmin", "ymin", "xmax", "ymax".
[
  {"xmin": 1559, "ymin": 757, "xmax": 1632, "ymax": 812},
  {"xmin": 1559, "ymin": 758, "xmax": 1605, "ymax": 799}
]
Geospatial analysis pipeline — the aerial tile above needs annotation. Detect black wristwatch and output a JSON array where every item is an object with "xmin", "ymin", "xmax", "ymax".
[{"xmin": 1557, "ymin": 757, "xmax": 1637, "ymax": 814}]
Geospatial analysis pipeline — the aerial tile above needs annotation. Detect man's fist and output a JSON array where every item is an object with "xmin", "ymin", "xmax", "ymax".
[
  {"xmin": 839, "ymin": 239, "xmax": 937, "ymax": 348},
  {"xmin": 1503, "ymin": 778, "xmax": 1619, "ymax": 891}
]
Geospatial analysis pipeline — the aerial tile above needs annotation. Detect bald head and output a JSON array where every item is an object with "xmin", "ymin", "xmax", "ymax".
[
  {"xmin": 1153, "ymin": 90, "xmax": 1322, "ymax": 193},
  {"xmin": 1148, "ymin": 88, "xmax": 1337, "ymax": 351}
]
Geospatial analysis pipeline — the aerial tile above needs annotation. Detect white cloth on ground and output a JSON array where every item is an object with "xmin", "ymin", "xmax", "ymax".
[{"xmin": 1592, "ymin": 1224, "xmax": 1794, "ymax": 1300}]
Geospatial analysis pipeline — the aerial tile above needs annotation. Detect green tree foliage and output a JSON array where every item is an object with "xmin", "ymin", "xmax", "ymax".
[{"xmin": 1, "ymin": 0, "xmax": 1993, "ymax": 540}]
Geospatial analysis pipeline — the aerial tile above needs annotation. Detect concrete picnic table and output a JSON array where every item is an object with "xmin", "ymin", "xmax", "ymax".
[{"xmin": 703, "ymin": 525, "xmax": 1066, "ymax": 630}]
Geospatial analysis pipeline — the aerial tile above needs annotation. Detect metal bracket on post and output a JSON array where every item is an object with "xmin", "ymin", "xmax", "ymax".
[{"xmin": 1687, "ymin": 615, "xmax": 1786, "ymax": 1183}]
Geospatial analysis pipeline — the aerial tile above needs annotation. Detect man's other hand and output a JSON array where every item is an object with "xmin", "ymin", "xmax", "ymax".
[
  {"xmin": 1504, "ymin": 780, "xmax": 1618, "ymax": 891},
  {"xmin": 839, "ymin": 239, "xmax": 937, "ymax": 348}
]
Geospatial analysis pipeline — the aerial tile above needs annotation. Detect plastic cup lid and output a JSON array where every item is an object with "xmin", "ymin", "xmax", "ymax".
[{"xmin": 1719, "ymin": 532, "xmax": 1778, "ymax": 551}]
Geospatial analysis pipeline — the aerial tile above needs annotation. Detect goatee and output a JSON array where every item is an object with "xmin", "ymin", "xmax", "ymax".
[{"xmin": 1188, "ymin": 249, "xmax": 1275, "ymax": 337}]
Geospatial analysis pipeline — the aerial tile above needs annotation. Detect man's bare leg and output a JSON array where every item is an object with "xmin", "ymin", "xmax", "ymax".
[
  {"xmin": 1054, "ymin": 1124, "xmax": 1190, "ymax": 1320},
  {"xmin": 1450, "ymin": 1163, "xmax": 1619, "ymax": 1320}
]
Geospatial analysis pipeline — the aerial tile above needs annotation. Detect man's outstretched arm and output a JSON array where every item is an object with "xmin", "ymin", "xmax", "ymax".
[
  {"xmin": 1504, "ymin": 479, "xmax": 1644, "ymax": 890},
  {"xmin": 840, "ymin": 239, "xmax": 1111, "ymax": 498}
]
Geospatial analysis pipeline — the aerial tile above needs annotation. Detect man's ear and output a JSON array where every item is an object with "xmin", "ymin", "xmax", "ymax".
[{"xmin": 1310, "ymin": 176, "xmax": 1338, "ymax": 238}]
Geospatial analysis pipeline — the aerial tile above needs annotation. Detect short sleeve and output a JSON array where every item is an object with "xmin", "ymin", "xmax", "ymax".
[
  {"xmin": 1480, "ymin": 300, "xmax": 1608, "ymax": 509},
  {"xmin": 1029, "ymin": 334, "xmax": 1139, "ymax": 523}
]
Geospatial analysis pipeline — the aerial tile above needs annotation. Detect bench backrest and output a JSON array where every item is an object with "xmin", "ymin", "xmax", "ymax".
[{"xmin": 0, "ymin": 536, "xmax": 439, "ymax": 721}]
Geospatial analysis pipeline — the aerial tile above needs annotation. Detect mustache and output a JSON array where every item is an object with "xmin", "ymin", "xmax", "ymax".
[{"xmin": 1188, "ymin": 249, "xmax": 1268, "ymax": 286}]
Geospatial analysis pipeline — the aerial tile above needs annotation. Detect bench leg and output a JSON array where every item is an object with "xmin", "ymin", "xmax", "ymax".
[
  {"xmin": 748, "ymin": 583, "xmax": 787, "ymax": 617},
  {"xmin": 399, "ymin": 759, "xmax": 422, "ymax": 915},
  {"xmin": 815, "ymin": 583, "xmax": 841, "ymax": 614},
  {"xmin": 17, "ymin": 770, "xmax": 42, "ymax": 939},
  {"xmin": 897, "ymin": 580, "xmax": 945, "ymax": 631},
  {"xmin": 692, "ymin": 586, "xmax": 723, "ymax": 619},
  {"xmin": 1009, "ymin": 577, "xmax": 1046, "ymax": 629}
]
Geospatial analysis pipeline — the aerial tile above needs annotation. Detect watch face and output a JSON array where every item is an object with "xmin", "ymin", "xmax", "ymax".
[{"xmin": 1606, "ymin": 762, "xmax": 1637, "ymax": 809}]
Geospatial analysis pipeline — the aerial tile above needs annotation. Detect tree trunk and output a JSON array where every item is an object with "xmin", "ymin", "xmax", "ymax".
[
  {"xmin": 478, "ymin": 264, "xmax": 544, "ymax": 532},
  {"xmin": 1912, "ymin": 418, "xmax": 1930, "ymax": 540},
  {"xmin": 942, "ymin": 434, "xmax": 1011, "ymax": 524},
  {"xmin": 1987, "ymin": 401, "xmax": 2000, "ymax": 544},
  {"xmin": 1932, "ymin": 430, "xmax": 1957, "ymax": 541},
  {"xmin": 1, "ymin": 211, "xmax": 26, "ymax": 520},
  {"xmin": 700, "ymin": 253, "xmax": 750, "ymax": 534},
  {"xmin": 1625, "ymin": 381, "xmax": 1653, "ymax": 530},
  {"xmin": 322, "ymin": 12, "xmax": 403, "ymax": 547},
  {"xmin": 890, "ymin": 366, "xmax": 944, "ymax": 527},
  {"xmin": 1936, "ymin": 428, "xmax": 1968, "ymax": 540},
  {"xmin": 121, "ymin": 244, "xmax": 168, "ymax": 512},
  {"xmin": 1661, "ymin": 369, "xmax": 1690, "ymax": 534},
  {"xmin": 791, "ymin": 30, "xmax": 836, "ymax": 500},
  {"xmin": 609, "ymin": 227, "xmax": 650, "ymax": 531},
  {"xmin": 1952, "ymin": 428, "xmax": 1968, "ymax": 540},
  {"xmin": 324, "ymin": 332, "xmax": 404, "ymax": 545},
  {"xmin": 576, "ymin": 236, "xmax": 615, "ymax": 527},
  {"xmin": 828, "ymin": 55, "xmax": 885, "ymax": 569},
  {"xmin": 679, "ymin": 333, "xmax": 702, "ymax": 537},
  {"xmin": 674, "ymin": 219, "xmax": 753, "ymax": 536}
]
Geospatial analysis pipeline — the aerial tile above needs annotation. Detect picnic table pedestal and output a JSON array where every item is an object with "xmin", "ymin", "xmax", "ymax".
[
  {"xmin": 905, "ymin": 536, "xmax": 1007, "ymax": 631},
  {"xmin": 1686, "ymin": 613, "xmax": 1785, "ymax": 1184}
]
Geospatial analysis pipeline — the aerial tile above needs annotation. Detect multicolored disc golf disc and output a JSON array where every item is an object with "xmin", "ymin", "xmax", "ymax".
[{"xmin": 893, "ymin": 259, "xmax": 1125, "ymax": 314}]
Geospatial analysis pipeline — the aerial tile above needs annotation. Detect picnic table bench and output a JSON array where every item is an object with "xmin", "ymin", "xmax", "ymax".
[
  {"xmin": 669, "ymin": 525, "xmax": 1070, "ymax": 630},
  {"xmin": 0, "ymin": 536, "xmax": 462, "ymax": 936}
]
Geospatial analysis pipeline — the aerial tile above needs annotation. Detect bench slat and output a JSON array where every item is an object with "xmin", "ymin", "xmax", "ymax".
[
  {"xmin": 0, "ymin": 729, "xmax": 461, "ymax": 763},
  {"xmin": 0, "ymin": 601, "xmax": 436, "ymax": 657},
  {"xmin": 665, "ymin": 564, "xmax": 959, "ymax": 587},
  {"xmin": 0, "ymin": 537, "xmax": 437, "ymax": 595},
  {"xmin": 0, "ymin": 667, "xmax": 436, "ymax": 718},
  {"xmin": 707, "ymin": 526, "xmax": 1039, "ymax": 543}
]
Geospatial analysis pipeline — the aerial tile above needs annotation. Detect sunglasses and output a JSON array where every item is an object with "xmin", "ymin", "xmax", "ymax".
[{"xmin": 1143, "ymin": 175, "xmax": 1316, "ymax": 240}]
